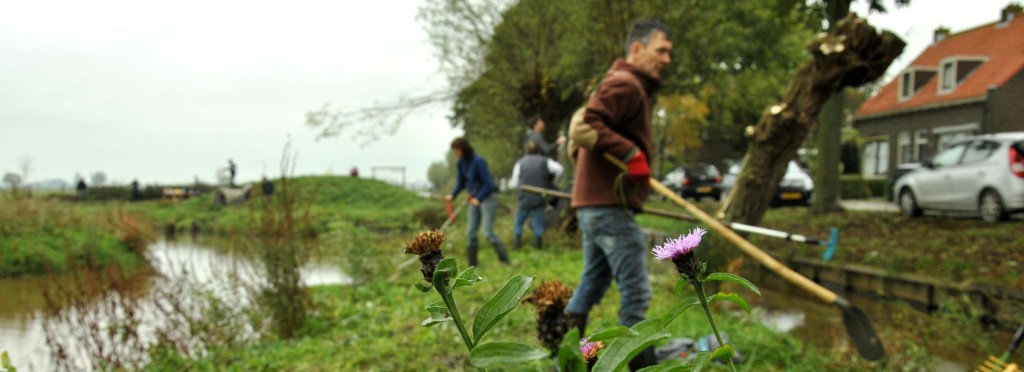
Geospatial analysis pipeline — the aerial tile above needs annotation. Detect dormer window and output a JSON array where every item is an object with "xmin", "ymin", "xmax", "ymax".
[
  {"xmin": 938, "ymin": 56, "xmax": 986, "ymax": 94},
  {"xmin": 898, "ymin": 68, "xmax": 936, "ymax": 101}
]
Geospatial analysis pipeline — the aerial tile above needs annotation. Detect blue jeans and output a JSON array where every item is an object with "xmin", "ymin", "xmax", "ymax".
[
  {"xmin": 466, "ymin": 194, "xmax": 508, "ymax": 265},
  {"xmin": 566, "ymin": 206, "xmax": 652, "ymax": 327},
  {"xmin": 513, "ymin": 206, "xmax": 545, "ymax": 239}
]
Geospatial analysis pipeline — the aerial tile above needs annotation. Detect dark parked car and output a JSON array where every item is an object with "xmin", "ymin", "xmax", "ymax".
[
  {"xmin": 893, "ymin": 132, "xmax": 1024, "ymax": 222},
  {"xmin": 720, "ymin": 159, "xmax": 814, "ymax": 206},
  {"xmin": 661, "ymin": 164, "xmax": 722, "ymax": 201}
]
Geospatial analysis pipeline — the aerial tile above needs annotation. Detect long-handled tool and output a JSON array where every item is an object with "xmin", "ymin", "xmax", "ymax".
[
  {"xmin": 388, "ymin": 198, "xmax": 468, "ymax": 281},
  {"xmin": 602, "ymin": 153, "xmax": 884, "ymax": 361},
  {"xmin": 977, "ymin": 323, "xmax": 1024, "ymax": 372},
  {"xmin": 519, "ymin": 184, "xmax": 840, "ymax": 261}
]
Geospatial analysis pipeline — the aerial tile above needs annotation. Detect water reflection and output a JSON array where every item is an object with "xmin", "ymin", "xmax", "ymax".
[{"xmin": 0, "ymin": 237, "xmax": 350, "ymax": 371}]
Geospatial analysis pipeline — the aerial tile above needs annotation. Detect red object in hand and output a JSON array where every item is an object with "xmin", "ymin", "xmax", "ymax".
[
  {"xmin": 445, "ymin": 199, "xmax": 455, "ymax": 222},
  {"xmin": 626, "ymin": 151, "xmax": 651, "ymax": 186}
]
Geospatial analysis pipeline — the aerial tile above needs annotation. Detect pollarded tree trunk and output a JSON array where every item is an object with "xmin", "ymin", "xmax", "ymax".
[{"xmin": 719, "ymin": 13, "xmax": 904, "ymax": 226}]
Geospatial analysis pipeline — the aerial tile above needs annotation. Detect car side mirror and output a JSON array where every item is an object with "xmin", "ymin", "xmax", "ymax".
[{"xmin": 921, "ymin": 160, "xmax": 934, "ymax": 169}]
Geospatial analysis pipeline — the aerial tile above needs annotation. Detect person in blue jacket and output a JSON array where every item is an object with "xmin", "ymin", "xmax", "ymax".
[{"xmin": 444, "ymin": 137, "xmax": 510, "ymax": 267}]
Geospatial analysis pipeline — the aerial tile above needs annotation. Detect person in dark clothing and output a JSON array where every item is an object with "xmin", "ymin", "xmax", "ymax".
[
  {"xmin": 566, "ymin": 20, "xmax": 672, "ymax": 371},
  {"xmin": 444, "ymin": 137, "xmax": 510, "ymax": 267},
  {"xmin": 130, "ymin": 178, "xmax": 141, "ymax": 201},
  {"xmin": 525, "ymin": 115, "xmax": 566, "ymax": 158},
  {"xmin": 76, "ymin": 178, "xmax": 88, "ymax": 200},
  {"xmin": 261, "ymin": 176, "xmax": 274, "ymax": 197},
  {"xmin": 509, "ymin": 142, "xmax": 564, "ymax": 249},
  {"xmin": 228, "ymin": 159, "xmax": 237, "ymax": 187}
]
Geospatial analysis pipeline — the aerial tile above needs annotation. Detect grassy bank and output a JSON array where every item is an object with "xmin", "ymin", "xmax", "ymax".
[
  {"xmin": 0, "ymin": 193, "xmax": 151, "ymax": 277},
  {"xmin": 117, "ymin": 175, "xmax": 1001, "ymax": 370}
]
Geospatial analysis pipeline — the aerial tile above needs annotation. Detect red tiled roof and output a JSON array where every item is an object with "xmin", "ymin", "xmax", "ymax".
[{"xmin": 857, "ymin": 15, "xmax": 1024, "ymax": 117}]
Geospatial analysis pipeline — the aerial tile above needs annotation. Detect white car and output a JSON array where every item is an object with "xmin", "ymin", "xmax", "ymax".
[
  {"xmin": 720, "ymin": 159, "xmax": 814, "ymax": 206},
  {"xmin": 893, "ymin": 132, "xmax": 1024, "ymax": 222}
]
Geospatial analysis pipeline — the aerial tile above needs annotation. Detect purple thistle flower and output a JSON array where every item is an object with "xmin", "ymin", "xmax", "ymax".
[
  {"xmin": 579, "ymin": 337, "xmax": 604, "ymax": 362},
  {"xmin": 652, "ymin": 228, "xmax": 707, "ymax": 260}
]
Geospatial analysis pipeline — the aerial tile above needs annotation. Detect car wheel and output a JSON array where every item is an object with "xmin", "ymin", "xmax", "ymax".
[
  {"xmin": 898, "ymin": 189, "xmax": 922, "ymax": 217},
  {"xmin": 979, "ymin": 189, "xmax": 1007, "ymax": 223}
]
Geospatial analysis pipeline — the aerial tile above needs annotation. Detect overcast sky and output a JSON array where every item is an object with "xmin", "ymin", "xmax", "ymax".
[{"xmin": 0, "ymin": 0, "xmax": 1015, "ymax": 187}]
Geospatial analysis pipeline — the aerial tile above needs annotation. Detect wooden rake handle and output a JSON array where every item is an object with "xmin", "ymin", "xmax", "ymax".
[{"xmin": 603, "ymin": 153, "xmax": 838, "ymax": 304}]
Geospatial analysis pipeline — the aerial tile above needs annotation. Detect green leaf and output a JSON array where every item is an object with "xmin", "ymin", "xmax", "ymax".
[
  {"xmin": 659, "ymin": 298, "xmax": 701, "ymax": 327},
  {"xmin": 472, "ymin": 274, "xmax": 533, "ymax": 344},
  {"xmin": 673, "ymin": 278, "xmax": 688, "ymax": 295},
  {"xmin": 704, "ymin": 272, "xmax": 761, "ymax": 296},
  {"xmin": 1, "ymin": 351, "xmax": 15, "ymax": 372},
  {"xmin": 431, "ymin": 258, "xmax": 457, "ymax": 293},
  {"xmin": 414, "ymin": 281, "xmax": 433, "ymax": 292},
  {"xmin": 557, "ymin": 329, "xmax": 586, "ymax": 372},
  {"xmin": 453, "ymin": 266, "xmax": 482, "ymax": 289},
  {"xmin": 687, "ymin": 351, "xmax": 712, "ymax": 372},
  {"xmin": 708, "ymin": 292, "xmax": 751, "ymax": 313},
  {"xmin": 421, "ymin": 300, "xmax": 451, "ymax": 327},
  {"xmin": 469, "ymin": 342, "xmax": 549, "ymax": 368},
  {"xmin": 588, "ymin": 326, "xmax": 639, "ymax": 342},
  {"xmin": 592, "ymin": 319, "xmax": 671, "ymax": 372},
  {"xmin": 710, "ymin": 344, "xmax": 734, "ymax": 362}
]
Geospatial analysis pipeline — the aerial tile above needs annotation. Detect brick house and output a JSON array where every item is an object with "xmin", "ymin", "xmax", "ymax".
[{"xmin": 854, "ymin": 5, "xmax": 1024, "ymax": 178}]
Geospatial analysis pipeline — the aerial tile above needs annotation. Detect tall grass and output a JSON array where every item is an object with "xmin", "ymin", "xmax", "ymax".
[{"xmin": 0, "ymin": 192, "xmax": 152, "ymax": 277}]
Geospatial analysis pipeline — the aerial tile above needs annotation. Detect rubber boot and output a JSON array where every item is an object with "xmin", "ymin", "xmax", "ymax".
[
  {"xmin": 534, "ymin": 236, "xmax": 543, "ymax": 250},
  {"xmin": 567, "ymin": 312, "xmax": 588, "ymax": 337},
  {"xmin": 492, "ymin": 240, "xmax": 510, "ymax": 265},
  {"xmin": 628, "ymin": 346, "xmax": 658, "ymax": 371},
  {"xmin": 467, "ymin": 241, "xmax": 479, "ymax": 267},
  {"xmin": 513, "ymin": 234, "xmax": 522, "ymax": 250}
]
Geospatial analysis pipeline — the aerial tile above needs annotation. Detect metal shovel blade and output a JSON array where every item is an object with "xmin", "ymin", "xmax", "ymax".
[{"xmin": 836, "ymin": 297, "xmax": 884, "ymax": 361}]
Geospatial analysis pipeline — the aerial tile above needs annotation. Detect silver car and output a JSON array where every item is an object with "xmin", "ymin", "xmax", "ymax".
[{"xmin": 893, "ymin": 132, "xmax": 1024, "ymax": 222}]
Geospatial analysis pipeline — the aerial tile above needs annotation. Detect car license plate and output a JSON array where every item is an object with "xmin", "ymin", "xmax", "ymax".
[
  {"xmin": 781, "ymin": 192, "xmax": 802, "ymax": 200},
  {"xmin": 698, "ymin": 186, "xmax": 712, "ymax": 193}
]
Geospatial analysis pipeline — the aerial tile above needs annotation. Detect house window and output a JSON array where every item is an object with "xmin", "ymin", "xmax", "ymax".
[
  {"xmin": 898, "ymin": 131, "xmax": 913, "ymax": 164},
  {"xmin": 900, "ymin": 72, "xmax": 912, "ymax": 100},
  {"xmin": 940, "ymin": 61, "xmax": 956, "ymax": 92},
  {"xmin": 862, "ymin": 141, "xmax": 890, "ymax": 176},
  {"xmin": 915, "ymin": 129, "xmax": 929, "ymax": 161}
]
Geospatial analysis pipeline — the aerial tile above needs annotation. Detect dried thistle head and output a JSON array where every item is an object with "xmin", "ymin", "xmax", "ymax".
[
  {"xmin": 522, "ymin": 280, "xmax": 575, "ymax": 354},
  {"xmin": 404, "ymin": 230, "xmax": 446, "ymax": 282},
  {"xmin": 404, "ymin": 230, "xmax": 446, "ymax": 256},
  {"xmin": 522, "ymin": 280, "xmax": 574, "ymax": 311}
]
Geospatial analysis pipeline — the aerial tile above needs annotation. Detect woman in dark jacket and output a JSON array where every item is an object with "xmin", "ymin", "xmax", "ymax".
[{"xmin": 444, "ymin": 137, "xmax": 510, "ymax": 267}]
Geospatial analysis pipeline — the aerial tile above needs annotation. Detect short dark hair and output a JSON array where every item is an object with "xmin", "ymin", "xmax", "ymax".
[
  {"xmin": 625, "ymin": 20, "xmax": 671, "ymax": 57},
  {"xmin": 450, "ymin": 137, "xmax": 475, "ymax": 159},
  {"xmin": 525, "ymin": 141, "xmax": 540, "ymax": 155}
]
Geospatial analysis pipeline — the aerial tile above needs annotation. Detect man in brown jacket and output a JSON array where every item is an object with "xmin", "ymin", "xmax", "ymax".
[{"xmin": 566, "ymin": 20, "xmax": 672, "ymax": 370}]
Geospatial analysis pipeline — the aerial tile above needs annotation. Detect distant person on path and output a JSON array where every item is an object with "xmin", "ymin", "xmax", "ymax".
[
  {"xmin": 227, "ymin": 159, "xmax": 237, "ymax": 187},
  {"xmin": 445, "ymin": 137, "xmax": 510, "ymax": 267},
  {"xmin": 350, "ymin": 166, "xmax": 359, "ymax": 177},
  {"xmin": 509, "ymin": 142, "xmax": 563, "ymax": 249},
  {"xmin": 566, "ymin": 20, "xmax": 671, "ymax": 370},
  {"xmin": 525, "ymin": 115, "xmax": 566, "ymax": 158},
  {"xmin": 76, "ymin": 178, "xmax": 88, "ymax": 200},
  {"xmin": 262, "ymin": 176, "xmax": 274, "ymax": 198},
  {"xmin": 130, "ymin": 178, "xmax": 141, "ymax": 201}
]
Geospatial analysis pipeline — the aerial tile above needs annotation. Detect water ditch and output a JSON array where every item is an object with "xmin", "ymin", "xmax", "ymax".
[{"xmin": 0, "ymin": 236, "xmax": 349, "ymax": 371}]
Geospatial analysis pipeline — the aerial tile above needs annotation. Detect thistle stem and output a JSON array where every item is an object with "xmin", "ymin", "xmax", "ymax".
[
  {"xmin": 438, "ymin": 285, "xmax": 475, "ymax": 351},
  {"xmin": 693, "ymin": 279, "xmax": 737, "ymax": 372}
]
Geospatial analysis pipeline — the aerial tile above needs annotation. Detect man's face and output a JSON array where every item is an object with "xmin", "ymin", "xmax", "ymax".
[
  {"xmin": 628, "ymin": 31, "xmax": 672, "ymax": 80},
  {"xmin": 533, "ymin": 119, "xmax": 545, "ymax": 132}
]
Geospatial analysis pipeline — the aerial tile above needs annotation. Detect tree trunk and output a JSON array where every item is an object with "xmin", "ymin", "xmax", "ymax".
[
  {"xmin": 811, "ymin": 92, "xmax": 844, "ymax": 214},
  {"xmin": 719, "ymin": 13, "xmax": 904, "ymax": 226}
]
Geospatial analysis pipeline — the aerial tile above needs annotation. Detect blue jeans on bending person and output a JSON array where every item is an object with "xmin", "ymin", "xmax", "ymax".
[
  {"xmin": 566, "ymin": 206, "xmax": 652, "ymax": 328},
  {"xmin": 513, "ymin": 206, "xmax": 545, "ymax": 248},
  {"xmin": 466, "ymin": 194, "xmax": 509, "ymax": 266}
]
